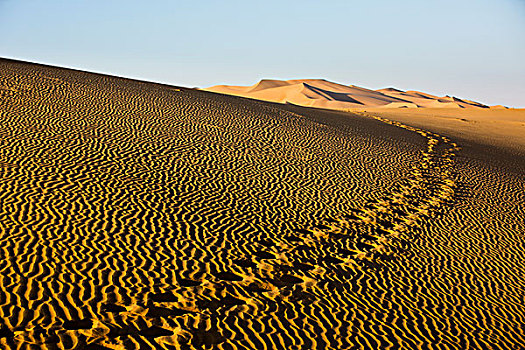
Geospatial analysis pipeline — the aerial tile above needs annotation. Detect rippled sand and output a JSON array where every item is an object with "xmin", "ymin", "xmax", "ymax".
[{"xmin": 0, "ymin": 58, "xmax": 524, "ymax": 349}]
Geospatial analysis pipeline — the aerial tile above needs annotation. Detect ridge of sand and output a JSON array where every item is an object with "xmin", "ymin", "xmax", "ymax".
[{"xmin": 204, "ymin": 79, "xmax": 492, "ymax": 109}]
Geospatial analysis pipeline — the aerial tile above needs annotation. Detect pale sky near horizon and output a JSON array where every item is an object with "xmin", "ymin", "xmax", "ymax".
[{"xmin": 1, "ymin": 0, "xmax": 524, "ymax": 107}]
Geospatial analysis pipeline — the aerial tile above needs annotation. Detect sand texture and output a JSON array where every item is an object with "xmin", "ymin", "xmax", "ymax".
[
  {"xmin": 204, "ymin": 79, "xmax": 493, "ymax": 110},
  {"xmin": 0, "ymin": 58, "xmax": 524, "ymax": 349},
  {"xmin": 353, "ymin": 108, "xmax": 525, "ymax": 154}
]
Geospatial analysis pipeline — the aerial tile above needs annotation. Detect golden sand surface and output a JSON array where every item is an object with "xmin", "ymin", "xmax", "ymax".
[
  {"xmin": 0, "ymin": 58, "xmax": 524, "ymax": 349},
  {"xmin": 354, "ymin": 108, "xmax": 525, "ymax": 155}
]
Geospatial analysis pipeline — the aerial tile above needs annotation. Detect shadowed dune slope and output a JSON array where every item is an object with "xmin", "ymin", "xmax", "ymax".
[
  {"xmin": 204, "ymin": 79, "xmax": 494, "ymax": 109},
  {"xmin": 0, "ymin": 58, "xmax": 524, "ymax": 349}
]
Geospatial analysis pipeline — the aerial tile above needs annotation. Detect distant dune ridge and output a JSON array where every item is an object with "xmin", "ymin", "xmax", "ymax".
[{"xmin": 204, "ymin": 79, "xmax": 499, "ymax": 110}]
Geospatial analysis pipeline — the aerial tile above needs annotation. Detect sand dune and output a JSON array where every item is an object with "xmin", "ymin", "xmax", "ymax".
[
  {"xmin": 205, "ymin": 78, "xmax": 495, "ymax": 109},
  {"xmin": 0, "ymin": 58, "xmax": 524, "ymax": 349}
]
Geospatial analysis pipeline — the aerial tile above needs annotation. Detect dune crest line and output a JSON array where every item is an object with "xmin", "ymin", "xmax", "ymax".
[{"xmin": 204, "ymin": 78, "xmax": 494, "ymax": 110}]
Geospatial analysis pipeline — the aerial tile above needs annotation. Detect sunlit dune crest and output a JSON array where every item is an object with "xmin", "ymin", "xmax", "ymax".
[{"xmin": 204, "ymin": 78, "xmax": 500, "ymax": 109}]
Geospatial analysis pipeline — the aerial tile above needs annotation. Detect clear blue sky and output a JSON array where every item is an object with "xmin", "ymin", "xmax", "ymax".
[{"xmin": 1, "ymin": 0, "xmax": 524, "ymax": 107}]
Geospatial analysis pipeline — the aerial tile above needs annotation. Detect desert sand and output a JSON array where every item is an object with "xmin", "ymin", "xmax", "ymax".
[
  {"xmin": 205, "ymin": 79, "xmax": 492, "ymax": 109},
  {"xmin": 205, "ymin": 79, "xmax": 525, "ymax": 154},
  {"xmin": 0, "ymin": 58, "xmax": 524, "ymax": 349},
  {"xmin": 353, "ymin": 108, "xmax": 525, "ymax": 154}
]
